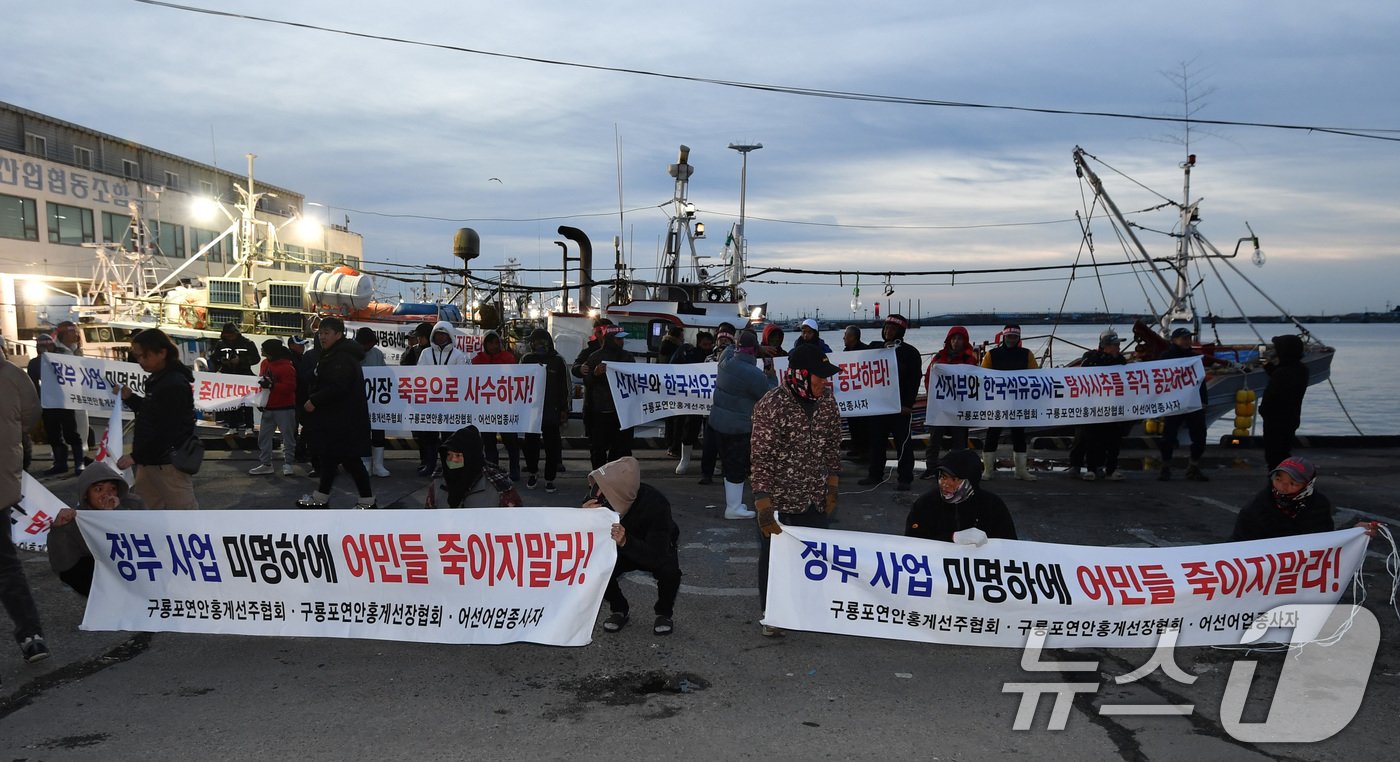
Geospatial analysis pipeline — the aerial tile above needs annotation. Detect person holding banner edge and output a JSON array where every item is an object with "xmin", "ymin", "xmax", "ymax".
[
  {"xmin": 979, "ymin": 323, "xmax": 1039, "ymax": 481},
  {"xmin": 578, "ymin": 325, "xmax": 636, "ymax": 469},
  {"xmin": 751, "ymin": 344, "xmax": 843, "ymax": 637},
  {"xmin": 585, "ymin": 456, "xmax": 681, "ymax": 636},
  {"xmin": 905, "ymin": 448, "xmax": 1018, "ymax": 545},
  {"xmin": 117, "ymin": 329, "xmax": 198, "ymax": 510},
  {"xmin": 859, "ymin": 314, "xmax": 922, "ymax": 490},
  {"xmin": 921, "ymin": 326, "xmax": 979, "ymax": 480}
]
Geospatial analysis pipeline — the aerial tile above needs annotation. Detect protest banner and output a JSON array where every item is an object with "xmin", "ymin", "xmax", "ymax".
[
  {"xmin": 924, "ymin": 356, "xmax": 1205, "ymax": 427},
  {"xmin": 78, "ymin": 507, "xmax": 619, "ymax": 647},
  {"xmin": 604, "ymin": 348, "xmax": 900, "ymax": 428},
  {"xmin": 10, "ymin": 473, "xmax": 66, "ymax": 552},
  {"xmin": 763, "ymin": 525, "xmax": 1367, "ymax": 648},
  {"xmin": 40, "ymin": 353, "xmax": 546, "ymax": 433},
  {"xmin": 346, "ymin": 322, "xmax": 485, "ymax": 366}
]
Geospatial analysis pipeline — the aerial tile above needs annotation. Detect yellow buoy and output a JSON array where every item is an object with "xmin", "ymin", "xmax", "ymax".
[
  {"xmin": 1145, "ymin": 418, "xmax": 1163, "ymax": 435},
  {"xmin": 1232, "ymin": 427, "xmax": 1251, "ymax": 438},
  {"xmin": 1235, "ymin": 401, "xmax": 1256, "ymax": 417},
  {"xmin": 1235, "ymin": 389, "xmax": 1256, "ymax": 403}
]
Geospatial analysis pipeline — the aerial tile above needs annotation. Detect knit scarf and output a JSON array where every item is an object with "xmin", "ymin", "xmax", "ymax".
[
  {"xmin": 940, "ymin": 479, "xmax": 975, "ymax": 505},
  {"xmin": 1271, "ymin": 478, "xmax": 1316, "ymax": 519},
  {"xmin": 783, "ymin": 366, "xmax": 818, "ymax": 400}
]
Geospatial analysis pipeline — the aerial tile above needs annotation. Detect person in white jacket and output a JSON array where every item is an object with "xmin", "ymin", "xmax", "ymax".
[{"xmin": 414, "ymin": 321, "xmax": 466, "ymax": 475}]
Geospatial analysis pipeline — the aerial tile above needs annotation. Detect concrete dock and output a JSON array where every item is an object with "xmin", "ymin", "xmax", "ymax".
[{"xmin": 3, "ymin": 439, "xmax": 1398, "ymax": 760}]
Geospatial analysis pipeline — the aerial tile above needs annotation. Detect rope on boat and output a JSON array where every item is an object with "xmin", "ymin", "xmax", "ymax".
[{"xmin": 1326, "ymin": 376, "xmax": 1366, "ymax": 436}]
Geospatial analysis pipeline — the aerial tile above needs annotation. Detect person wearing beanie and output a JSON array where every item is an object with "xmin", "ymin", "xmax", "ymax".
[
  {"xmin": 210, "ymin": 322, "xmax": 259, "ymax": 436},
  {"xmin": 922, "ymin": 326, "xmax": 980, "ymax": 479},
  {"xmin": 710, "ymin": 329, "xmax": 778, "ymax": 519},
  {"xmin": 586, "ymin": 456, "xmax": 681, "ymax": 636},
  {"xmin": 1073, "ymin": 330, "xmax": 1129, "ymax": 481},
  {"xmin": 750, "ymin": 343, "xmax": 843, "ymax": 636},
  {"xmin": 793, "ymin": 318, "xmax": 832, "ymax": 354},
  {"xmin": 859, "ymin": 314, "xmax": 922, "ymax": 490},
  {"xmin": 978, "ymin": 323, "xmax": 1039, "ymax": 481},
  {"xmin": 519, "ymin": 328, "xmax": 569, "ymax": 493},
  {"xmin": 354, "ymin": 328, "xmax": 391, "ymax": 477},
  {"xmin": 1230, "ymin": 457, "xmax": 1335, "ymax": 541},
  {"xmin": 1260, "ymin": 334, "xmax": 1309, "ymax": 470},
  {"xmin": 905, "ymin": 449, "xmax": 1018, "ymax": 544},
  {"xmin": 248, "ymin": 339, "xmax": 299, "ymax": 477}
]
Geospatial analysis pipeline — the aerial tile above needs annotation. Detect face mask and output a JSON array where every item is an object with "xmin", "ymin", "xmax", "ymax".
[{"xmin": 446, "ymin": 452, "xmax": 466, "ymax": 469}]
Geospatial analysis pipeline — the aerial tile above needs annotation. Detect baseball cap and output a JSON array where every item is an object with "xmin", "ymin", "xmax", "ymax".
[{"xmin": 787, "ymin": 344, "xmax": 840, "ymax": 378}]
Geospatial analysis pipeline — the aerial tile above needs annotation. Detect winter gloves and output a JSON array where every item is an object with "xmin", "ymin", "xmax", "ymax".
[
  {"xmin": 824, "ymin": 474, "xmax": 839, "ymax": 515},
  {"xmin": 755, "ymin": 493, "xmax": 781, "ymax": 537}
]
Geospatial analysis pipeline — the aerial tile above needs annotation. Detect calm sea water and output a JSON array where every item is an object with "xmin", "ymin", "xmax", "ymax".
[{"xmin": 820, "ymin": 322, "xmax": 1399, "ymax": 437}]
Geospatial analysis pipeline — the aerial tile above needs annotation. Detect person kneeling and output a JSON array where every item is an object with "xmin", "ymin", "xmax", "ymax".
[
  {"xmin": 47, "ymin": 462, "xmax": 144, "ymax": 596},
  {"xmin": 905, "ymin": 449, "xmax": 1017, "ymax": 545},
  {"xmin": 586, "ymin": 456, "xmax": 681, "ymax": 636},
  {"xmin": 437, "ymin": 426, "xmax": 523, "ymax": 508}
]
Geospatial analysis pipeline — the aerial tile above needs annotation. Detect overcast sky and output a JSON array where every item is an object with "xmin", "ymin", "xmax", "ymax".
[{"xmin": 7, "ymin": 0, "xmax": 1398, "ymax": 321}]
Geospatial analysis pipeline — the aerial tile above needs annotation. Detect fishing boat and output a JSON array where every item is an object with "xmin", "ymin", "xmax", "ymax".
[{"xmin": 1062, "ymin": 146, "xmax": 1335, "ymax": 429}]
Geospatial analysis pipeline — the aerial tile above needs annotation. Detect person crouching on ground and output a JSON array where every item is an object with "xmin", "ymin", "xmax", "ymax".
[
  {"xmin": 586, "ymin": 456, "xmax": 681, "ymax": 636},
  {"xmin": 905, "ymin": 449, "xmax": 1017, "ymax": 544},
  {"xmin": 750, "ymin": 344, "xmax": 843, "ymax": 637},
  {"xmin": 47, "ymin": 461, "xmax": 144, "ymax": 596},
  {"xmin": 1230, "ymin": 457, "xmax": 1339, "ymax": 542}
]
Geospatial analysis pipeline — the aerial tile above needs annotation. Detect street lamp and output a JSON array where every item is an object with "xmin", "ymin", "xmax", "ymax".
[{"xmin": 728, "ymin": 142, "xmax": 762, "ymax": 257}]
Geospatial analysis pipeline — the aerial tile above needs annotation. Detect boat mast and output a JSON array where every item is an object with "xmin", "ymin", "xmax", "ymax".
[
  {"xmin": 658, "ymin": 145, "xmax": 700, "ymax": 296},
  {"xmin": 1172, "ymin": 154, "xmax": 1202, "ymax": 334},
  {"xmin": 1073, "ymin": 147, "xmax": 1189, "ymax": 333}
]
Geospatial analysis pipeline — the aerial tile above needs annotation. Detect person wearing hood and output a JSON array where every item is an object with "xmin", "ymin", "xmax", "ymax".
[
  {"xmin": 579, "ymin": 325, "xmax": 636, "ymax": 469},
  {"xmin": 27, "ymin": 333, "xmax": 85, "ymax": 477},
  {"xmin": 1260, "ymin": 334, "xmax": 1309, "ymax": 471},
  {"xmin": 859, "ymin": 314, "xmax": 923, "ymax": 490},
  {"xmin": 117, "ymin": 329, "xmax": 198, "ymax": 509},
  {"xmin": 249, "ymin": 339, "xmax": 299, "ymax": 477},
  {"xmin": 473, "ymin": 331, "xmax": 522, "ymax": 482},
  {"xmin": 905, "ymin": 448, "xmax": 1018, "ymax": 544},
  {"xmin": 520, "ymin": 328, "xmax": 569, "ymax": 493},
  {"xmin": 354, "ymin": 328, "xmax": 391, "ymax": 478},
  {"xmin": 585, "ymin": 456, "xmax": 681, "ymax": 636},
  {"xmin": 210, "ymin": 322, "xmax": 259, "ymax": 436},
  {"xmin": 758, "ymin": 324, "xmax": 787, "ymax": 378},
  {"xmin": 1230, "ymin": 457, "xmax": 1334, "ymax": 542},
  {"xmin": 2, "ymin": 343, "xmax": 48, "ymax": 663},
  {"xmin": 793, "ymin": 318, "xmax": 833, "ymax": 354},
  {"xmin": 399, "ymin": 321, "xmax": 434, "ymax": 476},
  {"xmin": 710, "ymin": 329, "xmax": 778, "ymax": 519},
  {"xmin": 47, "ymin": 462, "xmax": 144, "ymax": 596},
  {"xmin": 413, "ymin": 321, "xmax": 466, "ymax": 477},
  {"xmin": 750, "ymin": 344, "xmax": 843, "ymax": 636},
  {"xmin": 1075, "ymin": 330, "xmax": 1130, "ymax": 481},
  {"xmin": 698, "ymin": 323, "xmax": 736, "ymax": 485},
  {"xmin": 979, "ymin": 323, "xmax": 1040, "ymax": 481},
  {"xmin": 921, "ymin": 326, "xmax": 980, "ymax": 479},
  {"xmin": 298, "ymin": 318, "xmax": 376, "ymax": 509},
  {"xmin": 570, "ymin": 318, "xmax": 614, "ymax": 440},
  {"xmin": 436, "ymin": 426, "xmax": 523, "ymax": 508}
]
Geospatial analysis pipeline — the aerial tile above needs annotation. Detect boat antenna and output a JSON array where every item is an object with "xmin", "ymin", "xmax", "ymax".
[{"xmin": 615, "ymin": 125, "xmax": 625, "ymax": 263}]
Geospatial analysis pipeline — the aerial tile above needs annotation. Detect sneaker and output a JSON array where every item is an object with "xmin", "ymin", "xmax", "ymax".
[
  {"xmin": 73, "ymin": 462, "xmax": 84, "ymax": 476},
  {"xmin": 281, "ymin": 464, "xmax": 296, "ymax": 476},
  {"xmin": 602, "ymin": 611, "xmax": 629, "ymax": 633},
  {"xmin": 760, "ymin": 624, "xmax": 785, "ymax": 638},
  {"xmin": 653, "ymin": 616, "xmax": 674, "ymax": 636},
  {"xmin": 223, "ymin": 427, "xmax": 239, "ymax": 437},
  {"xmin": 248, "ymin": 464, "xmax": 275, "ymax": 475},
  {"xmin": 354, "ymin": 501, "xmax": 378, "ymax": 510},
  {"xmin": 307, "ymin": 467, "xmax": 319, "ymax": 478},
  {"xmin": 1080, "ymin": 470, "xmax": 1097, "ymax": 481},
  {"xmin": 526, "ymin": 473, "xmax": 539, "ymax": 489},
  {"xmin": 20, "ymin": 635, "xmax": 50, "ymax": 663},
  {"xmin": 416, "ymin": 464, "xmax": 433, "ymax": 477},
  {"xmin": 1103, "ymin": 470, "xmax": 1125, "ymax": 481},
  {"xmin": 544, "ymin": 481, "xmax": 557, "ymax": 494},
  {"xmin": 296, "ymin": 493, "xmax": 329, "ymax": 509},
  {"xmin": 40, "ymin": 465, "xmax": 68, "ymax": 477}
]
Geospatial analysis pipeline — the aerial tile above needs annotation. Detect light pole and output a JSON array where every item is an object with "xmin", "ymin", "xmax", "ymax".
[{"xmin": 728, "ymin": 142, "xmax": 762, "ymax": 260}]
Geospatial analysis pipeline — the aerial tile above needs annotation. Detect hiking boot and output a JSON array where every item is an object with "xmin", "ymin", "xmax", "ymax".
[
  {"xmin": 248, "ymin": 464, "xmax": 274, "ymax": 475},
  {"xmin": 602, "ymin": 611, "xmax": 629, "ymax": 633},
  {"xmin": 653, "ymin": 616, "xmax": 674, "ymax": 636},
  {"xmin": 20, "ymin": 635, "xmax": 50, "ymax": 663},
  {"xmin": 1185, "ymin": 462, "xmax": 1210, "ymax": 482}
]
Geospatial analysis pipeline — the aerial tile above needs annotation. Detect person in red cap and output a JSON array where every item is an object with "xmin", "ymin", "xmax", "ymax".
[
  {"xmin": 1230, "ymin": 457, "xmax": 1334, "ymax": 541},
  {"xmin": 858, "ymin": 314, "xmax": 922, "ymax": 490},
  {"xmin": 750, "ymin": 343, "xmax": 843, "ymax": 636}
]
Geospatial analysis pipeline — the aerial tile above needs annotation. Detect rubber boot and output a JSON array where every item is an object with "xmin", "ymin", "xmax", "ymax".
[
  {"xmin": 981, "ymin": 452, "xmax": 996, "ymax": 480},
  {"xmin": 723, "ymin": 480, "xmax": 755, "ymax": 520},
  {"xmin": 674, "ymin": 444, "xmax": 692, "ymax": 475},
  {"xmin": 1014, "ymin": 452, "xmax": 1038, "ymax": 481},
  {"xmin": 371, "ymin": 446, "xmax": 391, "ymax": 478},
  {"xmin": 1185, "ymin": 459, "xmax": 1209, "ymax": 482}
]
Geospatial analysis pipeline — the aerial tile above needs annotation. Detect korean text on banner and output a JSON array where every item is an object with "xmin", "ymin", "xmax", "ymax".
[
  {"xmin": 925, "ymin": 356, "xmax": 1205, "ymax": 427},
  {"xmin": 78, "ymin": 507, "xmax": 619, "ymax": 647},
  {"xmin": 763, "ymin": 525, "xmax": 1366, "ymax": 649},
  {"xmin": 605, "ymin": 362, "xmax": 719, "ymax": 429},
  {"xmin": 362, "ymin": 365, "xmax": 545, "ymax": 433},
  {"xmin": 10, "ymin": 473, "xmax": 66, "ymax": 552}
]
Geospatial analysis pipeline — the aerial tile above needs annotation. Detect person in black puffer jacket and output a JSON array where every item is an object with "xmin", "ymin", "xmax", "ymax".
[
  {"xmin": 297, "ymin": 318, "xmax": 375, "ymax": 509},
  {"xmin": 118, "ymin": 328, "xmax": 197, "ymax": 509},
  {"xmin": 577, "ymin": 325, "xmax": 636, "ymax": 469},
  {"xmin": 905, "ymin": 448, "xmax": 1017, "ymax": 543},
  {"xmin": 1260, "ymin": 334, "xmax": 1309, "ymax": 471}
]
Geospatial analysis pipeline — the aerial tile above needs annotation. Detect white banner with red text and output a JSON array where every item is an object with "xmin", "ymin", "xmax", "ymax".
[
  {"xmin": 763, "ymin": 525, "xmax": 1366, "ymax": 648},
  {"xmin": 605, "ymin": 348, "xmax": 900, "ymax": 428},
  {"xmin": 9, "ymin": 473, "xmax": 66, "ymax": 552},
  {"xmin": 924, "ymin": 356, "xmax": 1204, "ymax": 427},
  {"xmin": 77, "ymin": 507, "xmax": 619, "ymax": 646},
  {"xmin": 38, "ymin": 352, "xmax": 546, "ymax": 433},
  {"xmin": 345, "ymin": 322, "xmax": 485, "ymax": 366},
  {"xmin": 38, "ymin": 352, "xmax": 267, "ymax": 414}
]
